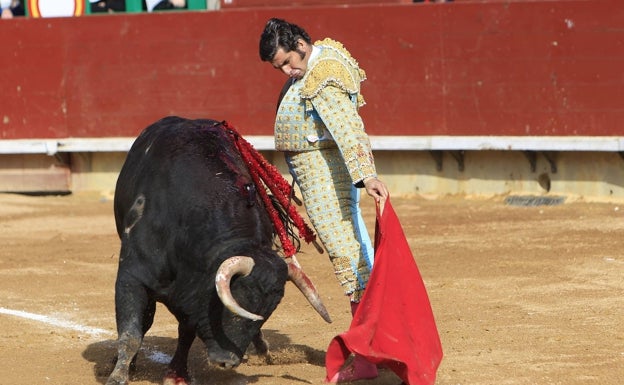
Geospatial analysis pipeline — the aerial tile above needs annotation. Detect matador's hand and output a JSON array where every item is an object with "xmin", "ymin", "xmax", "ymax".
[{"xmin": 363, "ymin": 177, "xmax": 389, "ymax": 203}]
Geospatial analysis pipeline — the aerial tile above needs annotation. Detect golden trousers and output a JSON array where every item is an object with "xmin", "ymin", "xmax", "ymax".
[{"xmin": 285, "ymin": 147, "xmax": 374, "ymax": 302}]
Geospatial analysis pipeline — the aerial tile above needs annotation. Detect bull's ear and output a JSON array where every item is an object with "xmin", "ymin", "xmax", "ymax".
[
  {"xmin": 287, "ymin": 256, "xmax": 332, "ymax": 323},
  {"xmin": 215, "ymin": 256, "xmax": 264, "ymax": 321}
]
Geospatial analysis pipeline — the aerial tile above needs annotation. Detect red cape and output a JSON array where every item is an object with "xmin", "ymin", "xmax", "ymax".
[{"xmin": 325, "ymin": 198, "xmax": 443, "ymax": 384}]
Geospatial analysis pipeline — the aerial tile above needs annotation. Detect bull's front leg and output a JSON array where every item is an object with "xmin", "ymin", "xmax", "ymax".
[
  {"xmin": 106, "ymin": 274, "xmax": 154, "ymax": 385},
  {"xmin": 252, "ymin": 329, "xmax": 269, "ymax": 355},
  {"xmin": 107, "ymin": 330, "xmax": 143, "ymax": 385},
  {"xmin": 163, "ymin": 322, "xmax": 196, "ymax": 385}
]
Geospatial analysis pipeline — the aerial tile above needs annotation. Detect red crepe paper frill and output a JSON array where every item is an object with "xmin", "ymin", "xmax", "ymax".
[{"xmin": 223, "ymin": 121, "xmax": 316, "ymax": 257}]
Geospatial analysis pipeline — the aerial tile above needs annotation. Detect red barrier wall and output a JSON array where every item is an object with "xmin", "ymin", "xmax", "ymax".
[{"xmin": 1, "ymin": 0, "xmax": 622, "ymax": 139}]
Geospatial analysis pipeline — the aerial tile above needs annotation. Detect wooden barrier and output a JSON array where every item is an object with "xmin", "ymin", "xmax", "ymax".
[{"xmin": 0, "ymin": 0, "xmax": 622, "ymax": 149}]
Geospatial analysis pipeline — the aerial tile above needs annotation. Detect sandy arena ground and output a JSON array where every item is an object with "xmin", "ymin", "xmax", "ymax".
[{"xmin": 1, "ymin": 192, "xmax": 623, "ymax": 385}]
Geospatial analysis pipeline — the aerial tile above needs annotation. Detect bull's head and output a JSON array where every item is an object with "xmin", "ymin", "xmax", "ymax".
[{"xmin": 215, "ymin": 255, "xmax": 331, "ymax": 323}]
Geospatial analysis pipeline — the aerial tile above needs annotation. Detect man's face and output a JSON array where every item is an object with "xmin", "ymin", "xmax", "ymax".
[{"xmin": 270, "ymin": 40, "xmax": 309, "ymax": 79}]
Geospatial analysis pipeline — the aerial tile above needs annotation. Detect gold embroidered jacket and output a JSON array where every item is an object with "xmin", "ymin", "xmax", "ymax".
[{"xmin": 274, "ymin": 38, "xmax": 377, "ymax": 185}]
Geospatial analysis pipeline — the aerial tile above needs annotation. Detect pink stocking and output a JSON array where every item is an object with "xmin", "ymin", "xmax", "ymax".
[{"xmin": 326, "ymin": 302, "xmax": 379, "ymax": 383}]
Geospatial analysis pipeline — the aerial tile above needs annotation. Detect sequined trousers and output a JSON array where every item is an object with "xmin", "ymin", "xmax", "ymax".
[{"xmin": 285, "ymin": 147, "xmax": 374, "ymax": 302}]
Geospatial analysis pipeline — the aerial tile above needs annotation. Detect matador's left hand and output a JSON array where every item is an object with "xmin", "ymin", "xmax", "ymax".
[{"xmin": 363, "ymin": 177, "xmax": 389, "ymax": 203}]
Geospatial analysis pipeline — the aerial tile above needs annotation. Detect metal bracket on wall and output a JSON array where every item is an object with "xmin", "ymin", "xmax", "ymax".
[
  {"xmin": 449, "ymin": 150, "xmax": 465, "ymax": 172},
  {"xmin": 541, "ymin": 151, "xmax": 558, "ymax": 173},
  {"xmin": 523, "ymin": 151, "xmax": 558, "ymax": 173},
  {"xmin": 430, "ymin": 150, "xmax": 443, "ymax": 171},
  {"xmin": 523, "ymin": 151, "xmax": 537, "ymax": 172},
  {"xmin": 429, "ymin": 150, "xmax": 465, "ymax": 172},
  {"xmin": 54, "ymin": 153, "xmax": 71, "ymax": 167}
]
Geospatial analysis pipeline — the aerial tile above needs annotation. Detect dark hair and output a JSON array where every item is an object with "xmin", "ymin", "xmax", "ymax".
[{"xmin": 259, "ymin": 18, "xmax": 312, "ymax": 62}]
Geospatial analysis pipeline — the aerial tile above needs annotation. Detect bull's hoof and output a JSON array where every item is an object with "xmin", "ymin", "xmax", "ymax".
[
  {"xmin": 216, "ymin": 360, "xmax": 238, "ymax": 369},
  {"xmin": 252, "ymin": 332, "xmax": 269, "ymax": 355},
  {"xmin": 208, "ymin": 350, "xmax": 240, "ymax": 369},
  {"xmin": 105, "ymin": 373, "xmax": 128, "ymax": 385},
  {"xmin": 163, "ymin": 369, "xmax": 189, "ymax": 385}
]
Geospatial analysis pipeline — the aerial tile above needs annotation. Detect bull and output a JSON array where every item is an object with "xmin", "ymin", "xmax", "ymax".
[{"xmin": 107, "ymin": 116, "xmax": 329, "ymax": 385}]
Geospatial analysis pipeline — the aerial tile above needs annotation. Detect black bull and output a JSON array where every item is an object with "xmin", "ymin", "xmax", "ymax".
[{"xmin": 107, "ymin": 117, "xmax": 329, "ymax": 385}]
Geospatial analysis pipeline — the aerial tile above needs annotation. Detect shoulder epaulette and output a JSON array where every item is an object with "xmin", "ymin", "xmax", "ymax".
[{"xmin": 301, "ymin": 38, "xmax": 366, "ymax": 107}]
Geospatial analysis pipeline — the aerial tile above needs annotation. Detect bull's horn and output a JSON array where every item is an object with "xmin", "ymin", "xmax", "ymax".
[
  {"xmin": 287, "ymin": 255, "xmax": 332, "ymax": 323},
  {"xmin": 215, "ymin": 256, "xmax": 264, "ymax": 321}
]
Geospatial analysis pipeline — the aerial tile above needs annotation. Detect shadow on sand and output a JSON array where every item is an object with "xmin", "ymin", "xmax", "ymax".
[{"xmin": 82, "ymin": 329, "xmax": 326, "ymax": 384}]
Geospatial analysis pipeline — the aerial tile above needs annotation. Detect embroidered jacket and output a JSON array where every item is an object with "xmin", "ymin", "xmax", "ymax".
[{"xmin": 274, "ymin": 38, "xmax": 377, "ymax": 185}]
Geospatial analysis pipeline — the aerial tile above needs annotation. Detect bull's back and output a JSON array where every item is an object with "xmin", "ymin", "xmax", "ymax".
[{"xmin": 114, "ymin": 117, "xmax": 265, "ymax": 245}]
